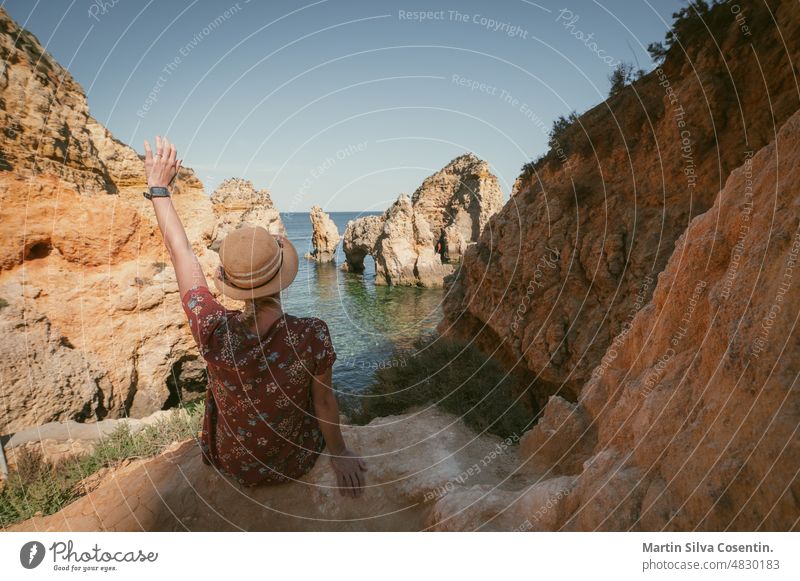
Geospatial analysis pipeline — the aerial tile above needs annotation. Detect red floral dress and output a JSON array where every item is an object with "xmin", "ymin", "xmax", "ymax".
[{"xmin": 181, "ymin": 285, "xmax": 336, "ymax": 486}]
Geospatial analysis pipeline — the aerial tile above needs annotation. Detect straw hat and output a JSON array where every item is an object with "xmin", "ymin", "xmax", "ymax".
[{"xmin": 213, "ymin": 226, "xmax": 298, "ymax": 300}]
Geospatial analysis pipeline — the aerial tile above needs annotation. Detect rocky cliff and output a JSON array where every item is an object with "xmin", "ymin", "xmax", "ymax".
[
  {"xmin": 343, "ymin": 153, "xmax": 503, "ymax": 287},
  {"xmin": 507, "ymin": 106, "xmax": 800, "ymax": 532},
  {"xmin": 0, "ymin": 6, "xmax": 216, "ymax": 433},
  {"xmin": 304, "ymin": 205, "xmax": 340, "ymax": 262},
  {"xmin": 440, "ymin": 0, "xmax": 800, "ymax": 402}
]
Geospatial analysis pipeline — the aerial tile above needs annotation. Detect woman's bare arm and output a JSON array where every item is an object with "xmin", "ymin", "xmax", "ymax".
[
  {"xmin": 144, "ymin": 136, "xmax": 207, "ymax": 297},
  {"xmin": 311, "ymin": 367, "xmax": 367, "ymax": 498}
]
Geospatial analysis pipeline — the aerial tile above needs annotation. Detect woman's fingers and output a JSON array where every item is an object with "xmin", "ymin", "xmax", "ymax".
[
  {"xmin": 155, "ymin": 135, "xmax": 163, "ymax": 157},
  {"xmin": 354, "ymin": 468, "xmax": 365, "ymax": 494},
  {"xmin": 344, "ymin": 473, "xmax": 357, "ymax": 498},
  {"xmin": 358, "ymin": 458, "xmax": 367, "ymax": 471},
  {"xmin": 144, "ymin": 140, "xmax": 153, "ymax": 164},
  {"xmin": 336, "ymin": 472, "xmax": 347, "ymax": 497}
]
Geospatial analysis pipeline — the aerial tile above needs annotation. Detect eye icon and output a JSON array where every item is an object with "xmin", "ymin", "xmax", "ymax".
[{"xmin": 20, "ymin": 541, "xmax": 46, "ymax": 569}]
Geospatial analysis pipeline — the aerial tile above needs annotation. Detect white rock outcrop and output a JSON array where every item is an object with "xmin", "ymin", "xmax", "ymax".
[{"xmin": 210, "ymin": 178, "xmax": 286, "ymax": 251}]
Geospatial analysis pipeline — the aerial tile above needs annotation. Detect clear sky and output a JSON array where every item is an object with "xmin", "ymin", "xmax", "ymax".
[{"xmin": 3, "ymin": 0, "xmax": 684, "ymax": 211}]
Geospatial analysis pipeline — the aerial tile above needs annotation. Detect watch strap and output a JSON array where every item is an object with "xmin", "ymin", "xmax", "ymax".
[{"xmin": 143, "ymin": 186, "xmax": 170, "ymax": 200}]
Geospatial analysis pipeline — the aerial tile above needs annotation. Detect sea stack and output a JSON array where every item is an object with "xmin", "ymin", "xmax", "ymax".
[
  {"xmin": 341, "ymin": 153, "xmax": 503, "ymax": 287},
  {"xmin": 305, "ymin": 205, "xmax": 340, "ymax": 262}
]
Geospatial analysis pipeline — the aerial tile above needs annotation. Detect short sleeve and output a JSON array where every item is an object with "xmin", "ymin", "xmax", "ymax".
[
  {"xmin": 309, "ymin": 318, "xmax": 337, "ymax": 376},
  {"xmin": 181, "ymin": 285, "xmax": 228, "ymax": 364}
]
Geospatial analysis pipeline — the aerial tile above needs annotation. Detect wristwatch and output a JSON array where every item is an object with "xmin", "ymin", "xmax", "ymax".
[{"xmin": 143, "ymin": 186, "xmax": 170, "ymax": 200}]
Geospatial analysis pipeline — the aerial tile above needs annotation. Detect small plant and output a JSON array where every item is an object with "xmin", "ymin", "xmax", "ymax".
[
  {"xmin": 647, "ymin": 41, "xmax": 668, "ymax": 64},
  {"xmin": 347, "ymin": 335, "xmax": 536, "ymax": 438},
  {"xmin": 548, "ymin": 111, "xmax": 580, "ymax": 152},
  {"xmin": 0, "ymin": 297, "xmax": 8, "ymax": 310},
  {"xmin": 608, "ymin": 62, "xmax": 644, "ymax": 97}
]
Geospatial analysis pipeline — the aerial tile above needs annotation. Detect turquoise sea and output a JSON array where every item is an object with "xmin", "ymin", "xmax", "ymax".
[{"xmin": 279, "ymin": 212, "xmax": 443, "ymax": 396}]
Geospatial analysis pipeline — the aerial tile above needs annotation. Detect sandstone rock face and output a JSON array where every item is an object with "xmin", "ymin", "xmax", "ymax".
[
  {"xmin": 0, "ymin": 174, "xmax": 214, "ymax": 428},
  {"xmin": 0, "ymin": 8, "xmax": 217, "ymax": 432},
  {"xmin": 342, "ymin": 215, "xmax": 383, "ymax": 273},
  {"xmin": 342, "ymin": 154, "xmax": 502, "ymax": 286},
  {"xmin": 209, "ymin": 178, "xmax": 285, "ymax": 251},
  {"xmin": 440, "ymin": 0, "xmax": 800, "ymax": 399},
  {"xmin": 304, "ymin": 205, "xmax": 340, "ymax": 262},
  {"xmin": 511, "ymin": 108, "xmax": 800, "ymax": 531},
  {"xmin": 0, "ymin": 297, "xmax": 110, "ymax": 434}
]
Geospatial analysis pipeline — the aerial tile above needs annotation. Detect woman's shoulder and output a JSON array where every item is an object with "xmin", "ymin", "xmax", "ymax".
[{"xmin": 283, "ymin": 314, "xmax": 331, "ymax": 335}]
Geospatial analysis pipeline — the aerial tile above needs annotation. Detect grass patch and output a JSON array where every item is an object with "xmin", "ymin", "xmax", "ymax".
[
  {"xmin": 0, "ymin": 400, "xmax": 203, "ymax": 528},
  {"xmin": 346, "ymin": 335, "xmax": 537, "ymax": 439}
]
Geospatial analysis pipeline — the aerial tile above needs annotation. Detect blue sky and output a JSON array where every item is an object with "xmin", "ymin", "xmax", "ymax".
[{"xmin": 3, "ymin": 0, "xmax": 684, "ymax": 211}]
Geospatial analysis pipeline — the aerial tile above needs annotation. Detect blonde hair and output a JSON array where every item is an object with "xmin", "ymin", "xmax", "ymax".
[{"xmin": 241, "ymin": 294, "xmax": 281, "ymax": 326}]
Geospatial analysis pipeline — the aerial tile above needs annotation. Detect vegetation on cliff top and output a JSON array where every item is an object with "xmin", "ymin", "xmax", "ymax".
[{"xmin": 519, "ymin": 0, "xmax": 727, "ymax": 181}]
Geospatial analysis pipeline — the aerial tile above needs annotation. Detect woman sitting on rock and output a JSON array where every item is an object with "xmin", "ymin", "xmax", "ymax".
[{"xmin": 143, "ymin": 136, "xmax": 366, "ymax": 497}]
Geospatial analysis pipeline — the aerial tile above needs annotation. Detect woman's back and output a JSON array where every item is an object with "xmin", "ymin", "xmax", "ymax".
[{"xmin": 182, "ymin": 285, "xmax": 336, "ymax": 486}]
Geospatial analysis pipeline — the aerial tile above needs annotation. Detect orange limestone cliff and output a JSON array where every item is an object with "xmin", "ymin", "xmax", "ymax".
[
  {"xmin": 0, "ymin": 6, "xmax": 217, "ymax": 432},
  {"xmin": 440, "ymin": 0, "xmax": 800, "ymax": 404}
]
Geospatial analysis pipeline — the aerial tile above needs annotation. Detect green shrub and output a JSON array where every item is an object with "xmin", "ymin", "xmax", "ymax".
[
  {"xmin": 548, "ymin": 111, "xmax": 579, "ymax": 151},
  {"xmin": 0, "ymin": 401, "xmax": 203, "ymax": 528},
  {"xmin": 652, "ymin": 0, "xmax": 720, "ymax": 63},
  {"xmin": 0, "ymin": 297, "xmax": 8, "ymax": 310},
  {"xmin": 608, "ymin": 62, "xmax": 644, "ymax": 97},
  {"xmin": 347, "ymin": 335, "xmax": 537, "ymax": 439}
]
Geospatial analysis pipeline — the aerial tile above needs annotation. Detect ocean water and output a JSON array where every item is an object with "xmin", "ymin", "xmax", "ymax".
[{"xmin": 279, "ymin": 212, "xmax": 443, "ymax": 395}]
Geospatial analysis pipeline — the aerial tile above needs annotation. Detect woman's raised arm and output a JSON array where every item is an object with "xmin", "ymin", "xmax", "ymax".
[{"xmin": 144, "ymin": 136, "xmax": 207, "ymax": 298}]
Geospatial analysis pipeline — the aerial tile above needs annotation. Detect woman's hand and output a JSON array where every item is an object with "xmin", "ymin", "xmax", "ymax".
[
  {"xmin": 144, "ymin": 135, "xmax": 181, "ymax": 188},
  {"xmin": 330, "ymin": 448, "xmax": 367, "ymax": 499}
]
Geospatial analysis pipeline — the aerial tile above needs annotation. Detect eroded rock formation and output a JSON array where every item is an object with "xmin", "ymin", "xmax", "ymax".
[
  {"xmin": 440, "ymin": 0, "xmax": 800, "ymax": 401},
  {"xmin": 342, "ymin": 153, "xmax": 502, "ymax": 286},
  {"xmin": 342, "ymin": 215, "xmax": 383, "ymax": 273},
  {"xmin": 304, "ymin": 205, "xmax": 340, "ymax": 262},
  {"xmin": 0, "ymin": 7, "xmax": 216, "ymax": 432},
  {"xmin": 209, "ymin": 178, "xmax": 285, "ymax": 251},
  {"xmin": 469, "ymin": 107, "xmax": 800, "ymax": 532},
  {"xmin": 373, "ymin": 195, "xmax": 451, "ymax": 287},
  {"xmin": 411, "ymin": 152, "xmax": 503, "ymax": 262}
]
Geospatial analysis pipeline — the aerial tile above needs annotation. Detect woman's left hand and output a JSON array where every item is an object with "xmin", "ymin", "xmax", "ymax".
[{"xmin": 144, "ymin": 136, "xmax": 181, "ymax": 188}]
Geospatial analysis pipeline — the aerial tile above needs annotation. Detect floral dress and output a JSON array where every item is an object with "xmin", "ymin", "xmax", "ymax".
[{"xmin": 181, "ymin": 285, "xmax": 336, "ymax": 486}]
